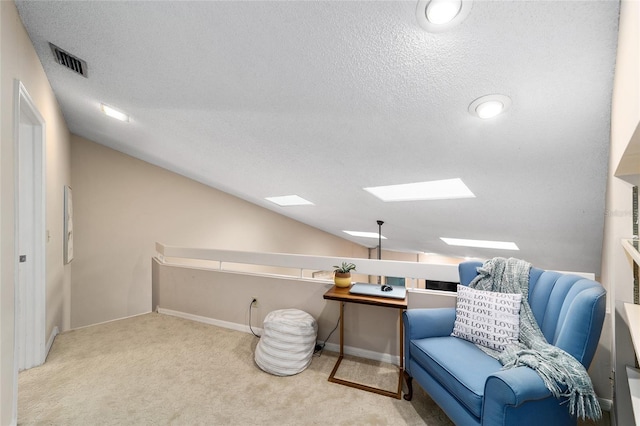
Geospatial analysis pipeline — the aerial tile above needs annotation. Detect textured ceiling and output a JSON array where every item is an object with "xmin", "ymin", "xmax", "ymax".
[{"xmin": 15, "ymin": 0, "xmax": 620, "ymax": 274}]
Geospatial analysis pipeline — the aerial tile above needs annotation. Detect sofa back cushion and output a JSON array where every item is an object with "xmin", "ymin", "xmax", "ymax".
[{"xmin": 458, "ymin": 261, "xmax": 606, "ymax": 367}]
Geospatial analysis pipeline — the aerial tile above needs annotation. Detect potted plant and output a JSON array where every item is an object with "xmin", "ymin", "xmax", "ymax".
[{"xmin": 333, "ymin": 262, "xmax": 356, "ymax": 288}]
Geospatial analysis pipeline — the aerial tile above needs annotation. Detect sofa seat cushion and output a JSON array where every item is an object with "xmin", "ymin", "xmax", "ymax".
[{"xmin": 409, "ymin": 335, "xmax": 502, "ymax": 418}]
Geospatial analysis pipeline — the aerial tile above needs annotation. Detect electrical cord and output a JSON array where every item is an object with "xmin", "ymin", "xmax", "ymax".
[
  {"xmin": 248, "ymin": 299, "xmax": 260, "ymax": 338},
  {"xmin": 314, "ymin": 309, "xmax": 342, "ymax": 357}
]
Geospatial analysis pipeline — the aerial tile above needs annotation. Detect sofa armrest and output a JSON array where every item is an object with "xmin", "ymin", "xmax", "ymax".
[
  {"xmin": 403, "ymin": 308, "xmax": 456, "ymax": 341},
  {"xmin": 484, "ymin": 367, "xmax": 551, "ymax": 406},
  {"xmin": 482, "ymin": 367, "xmax": 572, "ymax": 425}
]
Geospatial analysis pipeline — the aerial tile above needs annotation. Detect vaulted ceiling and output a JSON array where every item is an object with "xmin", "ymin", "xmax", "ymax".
[{"xmin": 15, "ymin": 0, "xmax": 620, "ymax": 274}]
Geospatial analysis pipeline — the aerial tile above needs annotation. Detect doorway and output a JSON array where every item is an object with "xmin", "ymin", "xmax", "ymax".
[{"xmin": 14, "ymin": 80, "xmax": 46, "ymax": 374}]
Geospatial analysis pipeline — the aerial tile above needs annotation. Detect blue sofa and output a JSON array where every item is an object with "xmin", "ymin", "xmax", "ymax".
[{"xmin": 403, "ymin": 261, "xmax": 606, "ymax": 426}]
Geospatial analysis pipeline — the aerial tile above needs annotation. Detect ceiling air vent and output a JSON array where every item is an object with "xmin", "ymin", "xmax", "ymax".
[{"xmin": 49, "ymin": 43, "xmax": 88, "ymax": 78}]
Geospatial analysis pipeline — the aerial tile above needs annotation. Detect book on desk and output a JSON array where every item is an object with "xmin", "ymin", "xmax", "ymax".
[{"xmin": 349, "ymin": 281, "xmax": 407, "ymax": 300}]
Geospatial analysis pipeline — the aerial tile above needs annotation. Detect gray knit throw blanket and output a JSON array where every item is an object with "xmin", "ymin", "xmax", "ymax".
[{"xmin": 469, "ymin": 257, "xmax": 601, "ymax": 421}]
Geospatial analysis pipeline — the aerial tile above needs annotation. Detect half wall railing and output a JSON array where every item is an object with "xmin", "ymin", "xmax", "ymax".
[
  {"xmin": 153, "ymin": 242, "xmax": 464, "ymax": 364},
  {"xmin": 155, "ymin": 242, "xmax": 460, "ymax": 288}
]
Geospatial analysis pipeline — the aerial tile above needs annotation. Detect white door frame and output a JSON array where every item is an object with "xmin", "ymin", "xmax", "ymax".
[{"xmin": 12, "ymin": 80, "xmax": 46, "ymax": 421}]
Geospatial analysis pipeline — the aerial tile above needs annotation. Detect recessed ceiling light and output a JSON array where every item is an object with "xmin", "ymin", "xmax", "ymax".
[
  {"xmin": 265, "ymin": 195, "xmax": 314, "ymax": 206},
  {"xmin": 468, "ymin": 95, "xmax": 512, "ymax": 119},
  {"xmin": 343, "ymin": 231, "xmax": 387, "ymax": 239},
  {"xmin": 440, "ymin": 237, "xmax": 519, "ymax": 250},
  {"xmin": 100, "ymin": 103, "xmax": 129, "ymax": 122},
  {"xmin": 416, "ymin": 0, "xmax": 472, "ymax": 32},
  {"xmin": 426, "ymin": 0, "xmax": 462, "ymax": 24},
  {"xmin": 364, "ymin": 178, "xmax": 475, "ymax": 202}
]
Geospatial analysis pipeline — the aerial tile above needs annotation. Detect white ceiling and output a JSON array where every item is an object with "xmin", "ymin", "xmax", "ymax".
[{"xmin": 15, "ymin": 0, "xmax": 620, "ymax": 274}]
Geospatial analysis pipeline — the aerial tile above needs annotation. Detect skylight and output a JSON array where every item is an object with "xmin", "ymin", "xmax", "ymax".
[
  {"xmin": 440, "ymin": 237, "xmax": 519, "ymax": 250},
  {"xmin": 343, "ymin": 231, "xmax": 387, "ymax": 239},
  {"xmin": 265, "ymin": 195, "xmax": 314, "ymax": 206},
  {"xmin": 364, "ymin": 178, "xmax": 475, "ymax": 202},
  {"xmin": 100, "ymin": 103, "xmax": 129, "ymax": 122}
]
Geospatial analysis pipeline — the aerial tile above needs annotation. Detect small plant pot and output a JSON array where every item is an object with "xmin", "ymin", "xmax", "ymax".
[{"xmin": 334, "ymin": 272, "xmax": 352, "ymax": 288}]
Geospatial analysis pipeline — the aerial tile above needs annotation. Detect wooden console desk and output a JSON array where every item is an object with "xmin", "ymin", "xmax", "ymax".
[{"xmin": 323, "ymin": 285, "xmax": 407, "ymax": 399}]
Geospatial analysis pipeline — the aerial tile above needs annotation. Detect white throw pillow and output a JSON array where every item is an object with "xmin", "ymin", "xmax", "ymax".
[{"xmin": 451, "ymin": 285, "xmax": 521, "ymax": 351}]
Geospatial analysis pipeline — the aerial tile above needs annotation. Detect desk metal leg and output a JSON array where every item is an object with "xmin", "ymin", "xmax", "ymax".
[
  {"xmin": 339, "ymin": 302, "xmax": 344, "ymax": 357},
  {"xmin": 397, "ymin": 309, "xmax": 404, "ymax": 397},
  {"xmin": 327, "ymin": 303, "xmax": 404, "ymax": 399},
  {"xmin": 328, "ymin": 302, "xmax": 344, "ymax": 380}
]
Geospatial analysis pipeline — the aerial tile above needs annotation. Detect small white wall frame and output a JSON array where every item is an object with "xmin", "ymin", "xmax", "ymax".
[{"xmin": 64, "ymin": 185, "xmax": 73, "ymax": 264}]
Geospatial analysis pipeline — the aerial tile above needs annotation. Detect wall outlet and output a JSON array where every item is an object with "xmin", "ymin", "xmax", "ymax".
[{"xmin": 251, "ymin": 297, "xmax": 259, "ymax": 308}]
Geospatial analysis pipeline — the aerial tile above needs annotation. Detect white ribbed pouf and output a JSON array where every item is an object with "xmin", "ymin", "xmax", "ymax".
[{"xmin": 254, "ymin": 309, "xmax": 318, "ymax": 376}]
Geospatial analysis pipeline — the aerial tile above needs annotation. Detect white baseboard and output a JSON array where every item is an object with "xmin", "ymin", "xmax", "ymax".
[
  {"xmin": 321, "ymin": 342, "xmax": 400, "ymax": 365},
  {"xmin": 70, "ymin": 311, "xmax": 152, "ymax": 331},
  {"xmin": 156, "ymin": 308, "xmax": 398, "ymax": 365},
  {"xmin": 157, "ymin": 308, "xmax": 264, "ymax": 335},
  {"xmin": 45, "ymin": 326, "xmax": 59, "ymax": 359}
]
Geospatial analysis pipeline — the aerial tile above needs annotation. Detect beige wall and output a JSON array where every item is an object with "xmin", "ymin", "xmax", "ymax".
[
  {"xmin": 602, "ymin": 0, "xmax": 640, "ymax": 423},
  {"xmin": 1, "ymin": 1, "xmax": 71, "ymax": 424},
  {"xmin": 153, "ymin": 261, "xmax": 458, "ymax": 360},
  {"xmin": 70, "ymin": 134, "xmax": 369, "ymax": 328}
]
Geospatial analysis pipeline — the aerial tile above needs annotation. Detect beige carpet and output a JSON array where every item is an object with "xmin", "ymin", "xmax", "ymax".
[{"xmin": 18, "ymin": 313, "xmax": 453, "ymax": 425}]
